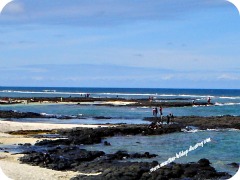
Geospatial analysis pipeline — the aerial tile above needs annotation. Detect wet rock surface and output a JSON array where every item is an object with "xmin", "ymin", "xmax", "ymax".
[
  {"xmin": 20, "ymin": 146, "xmax": 105, "ymax": 170},
  {"xmin": 105, "ymin": 151, "xmax": 157, "ymax": 160},
  {"xmin": 17, "ymin": 125, "xmax": 232, "ymax": 180},
  {"xmin": 228, "ymin": 162, "xmax": 239, "ymax": 168},
  {"xmin": 20, "ymin": 146, "xmax": 157, "ymax": 171},
  {"xmin": 20, "ymin": 145, "xmax": 230, "ymax": 180},
  {"xmin": 35, "ymin": 124, "xmax": 181, "ymax": 146},
  {"xmin": 0, "ymin": 110, "xmax": 50, "ymax": 119},
  {"xmin": 72, "ymin": 159, "xmax": 231, "ymax": 180},
  {"xmin": 144, "ymin": 115, "xmax": 240, "ymax": 130}
]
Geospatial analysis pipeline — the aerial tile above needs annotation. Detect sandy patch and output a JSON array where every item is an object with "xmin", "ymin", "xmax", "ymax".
[
  {"xmin": 0, "ymin": 121, "xmax": 108, "ymax": 180},
  {"xmin": 101, "ymin": 101, "xmax": 136, "ymax": 106},
  {"xmin": 0, "ymin": 121, "xmax": 109, "ymax": 133},
  {"xmin": 0, "ymin": 153, "xmax": 80, "ymax": 180},
  {"xmin": 75, "ymin": 100, "xmax": 136, "ymax": 106},
  {"xmin": 0, "ymin": 135, "xmax": 40, "ymax": 145}
]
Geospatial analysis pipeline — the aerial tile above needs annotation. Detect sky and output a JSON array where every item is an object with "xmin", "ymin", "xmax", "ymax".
[{"xmin": 0, "ymin": 0, "xmax": 240, "ymax": 88}]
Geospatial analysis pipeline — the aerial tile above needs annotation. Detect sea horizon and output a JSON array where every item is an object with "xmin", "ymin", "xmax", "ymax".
[{"xmin": 0, "ymin": 86, "xmax": 240, "ymax": 90}]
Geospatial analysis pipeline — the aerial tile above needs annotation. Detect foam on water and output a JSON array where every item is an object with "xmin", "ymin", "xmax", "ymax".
[{"xmin": 1, "ymin": 87, "xmax": 239, "ymax": 177}]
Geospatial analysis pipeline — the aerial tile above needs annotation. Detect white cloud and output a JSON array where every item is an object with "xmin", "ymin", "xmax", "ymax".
[
  {"xmin": 161, "ymin": 75, "xmax": 174, "ymax": 80},
  {"xmin": 2, "ymin": 1, "xmax": 24, "ymax": 14},
  {"xmin": 218, "ymin": 74, "xmax": 240, "ymax": 80}
]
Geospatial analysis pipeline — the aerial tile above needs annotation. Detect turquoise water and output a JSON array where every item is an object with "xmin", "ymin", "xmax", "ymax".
[
  {"xmin": 0, "ymin": 103, "xmax": 240, "ymax": 125},
  {"xmin": 0, "ymin": 87, "xmax": 239, "ymax": 176},
  {"xmin": 1, "ymin": 87, "xmax": 240, "ymax": 122}
]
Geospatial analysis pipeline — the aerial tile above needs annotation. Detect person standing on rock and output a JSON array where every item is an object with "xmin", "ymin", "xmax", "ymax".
[
  {"xmin": 155, "ymin": 107, "xmax": 158, "ymax": 117},
  {"xmin": 152, "ymin": 108, "xmax": 156, "ymax": 117},
  {"xmin": 167, "ymin": 114, "xmax": 170, "ymax": 124},
  {"xmin": 207, "ymin": 97, "xmax": 211, "ymax": 104},
  {"xmin": 159, "ymin": 106, "xmax": 163, "ymax": 121},
  {"xmin": 170, "ymin": 113, "xmax": 174, "ymax": 124}
]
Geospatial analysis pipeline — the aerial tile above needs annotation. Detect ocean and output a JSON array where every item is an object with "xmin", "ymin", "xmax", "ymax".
[
  {"xmin": 1, "ymin": 87, "xmax": 240, "ymax": 121},
  {"xmin": 0, "ymin": 87, "xmax": 239, "ymax": 175}
]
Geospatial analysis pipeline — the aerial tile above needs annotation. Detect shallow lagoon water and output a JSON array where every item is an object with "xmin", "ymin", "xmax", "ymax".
[
  {"xmin": 82, "ymin": 130, "xmax": 240, "ymax": 175},
  {"xmin": 1, "ymin": 103, "xmax": 240, "ymax": 122},
  {"xmin": 0, "ymin": 87, "xmax": 240, "ymax": 176}
]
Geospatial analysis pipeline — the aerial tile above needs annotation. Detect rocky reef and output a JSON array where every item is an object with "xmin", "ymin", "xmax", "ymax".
[
  {"xmin": 17, "ymin": 125, "xmax": 233, "ymax": 180},
  {"xmin": 34, "ymin": 124, "xmax": 181, "ymax": 146},
  {"xmin": 144, "ymin": 115, "xmax": 240, "ymax": 130}
]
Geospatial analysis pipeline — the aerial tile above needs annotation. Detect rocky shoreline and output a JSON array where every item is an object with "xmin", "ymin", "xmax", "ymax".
[
  {"xmin": 2, "ymin": 110, "xmax": 240, "ymax": 130},
  {"xmin": 20, "ymin": 145, "xmax": 232, "ymax": 180},
  {"xmin": 144, "ymin": 115, "xmax": 240, "ymax": 130},
  {"xmin": 33, "ymin": 124, "xmax": 182, "ymax": 146},
  {"xmin": 1, "ymin": 108, "xmax": 239, "ymax": 179},
  {"xmin": 72, "ymin": 158, "xmax": 232, "ymax": 180},
  {"xmin": 16, "ymin": 125, "xmax": 233, "ymax": 180}
]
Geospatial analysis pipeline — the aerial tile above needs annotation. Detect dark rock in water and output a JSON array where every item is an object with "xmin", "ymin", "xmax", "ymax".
[
  {"xmin": 20, "ymin": 137, "xmax": 232, "ymax": 180},
  {"xmin": 20, "ymin": 146, "xmax": 105, "ymax": 171},
  {"xmin": 144, "ymin": 115, "xmax": 240, "ymax": 130},
  {"xmin": 35, "ymin": 139, "xmax": 71, "ymax": 147},
  {"xmin": 0, "ymin": 110, "xmax": 56, "ymax": 119},
  {"xmin": 198, "ymin": 158, "xmax": 211, "ymax": 166},
  {"xmin": 105, "ymin": 150, "xmax": 156, "ymax": 161},
  {"xmin": 34, "ymin": 124, "xmax": 181, "ymax": 147},
  {"xmin": 18, "ymin": 143, "xmax": 32, "ymax": 146},
  {"xmin": 71, "ymin": 158, "xmax": 232, "ymax": 180},
  {"xmin": 57, "ymin": 115, "xmax": 74, "ymax": 119},
  {"xmin": 106, "ymin": 151, "xmax": 130, "ymax": 160},
  {"xmin": 103, "ymin": 141, "xmax": 111, "ymax": 146},
  {"xmin": 60, "ymin": 124, "xmax": 181, "ymax": 145},
  {"xmin": 72, "ymin": 162, "xmax": 153, "ymax": 180},
  {"xmin": 130, "ymin": 152, "xmax": 157, "ymax": 159},
  {"xmin": 93, "ymin": 116, "xmax": 112, "ymax": 119},
  {"xmin": 228, "ymin": 162, "xmax": 239, "ymax": 168},
  {"xmin": 17, "ymin": 125, "xmax": 232, "ymax": 180}
]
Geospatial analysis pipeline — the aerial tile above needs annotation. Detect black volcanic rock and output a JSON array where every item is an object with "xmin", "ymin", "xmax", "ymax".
[
  {"xmin": 35, "ymin": 124, "xmax": 181, "ymax": 147},
  {"xmin": 144, "ymin": 115, "xmax": 240, "ymax": 130},
  {"xmin": 0, "ymin": 110, "xmax": 56, "ymax": 119},
  {"xmin": 103, "ymin": 141, "xmax": 111, "ymax": 146},
  {"xmin": 105, "ymin": 151, "xmax": 157, "ymax": 161},
  {"xmin": 16, "ymin": 124, "xmax": 233, "ymax": 180},
  {"xmin": 228, "ymin": 162, "xmax": 239, "ymax": 168},
  {"xmin": 71, "ymin": 158, "xmax": 231, "ymax": 180},
  {"xmin": 93, "ymin": 116, "xmax": 112, "ymax": 119},
  {"xmin": 20, "ymin": 146, "xmax": 105, "ymax": 170}
]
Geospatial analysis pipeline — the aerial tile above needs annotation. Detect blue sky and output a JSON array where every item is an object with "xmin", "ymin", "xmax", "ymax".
[{"xmin": 0, "ymin": 0, "xmax": 240, "ymax": 88}]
